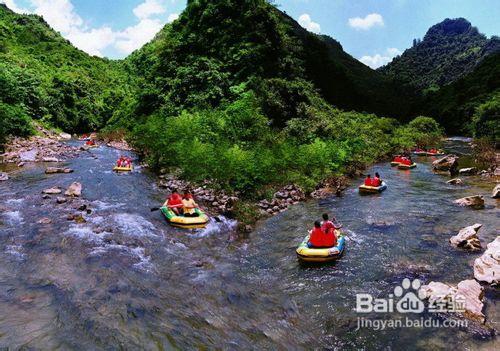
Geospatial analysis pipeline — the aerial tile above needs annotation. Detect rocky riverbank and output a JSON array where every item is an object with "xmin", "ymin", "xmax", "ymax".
[{"xmin": 0, "ymin": 125, "xmax": 78, "ymax": 165}]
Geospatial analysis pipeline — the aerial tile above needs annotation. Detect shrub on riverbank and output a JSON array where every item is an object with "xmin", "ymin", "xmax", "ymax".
[{"xmin": 131, "ymin": 91, "xmax": 442, "ymax": 197}]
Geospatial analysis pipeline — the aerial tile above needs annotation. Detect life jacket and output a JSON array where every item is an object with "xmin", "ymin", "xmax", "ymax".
[
  {"xmin": 167, "ymin": 193, "xmax": 183, "ymax": 208},
  {"xmin": 364, "ymin": 177, "xmax": 372, "ymax": 186},
  {"xmin": 372, "ymin": 177, "xmax": 381, "ymax": 187}
]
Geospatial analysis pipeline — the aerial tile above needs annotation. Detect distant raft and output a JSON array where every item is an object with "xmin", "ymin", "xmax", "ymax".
[
  {"xmin": 359, "ymin": 181, "xmax": 387, "ymax": 194},
  {"xmin": 113, "ymin": 165, "xmax": 133, "ymax": 172},
  {"xmin": 160, "ymin": 206, "xmax": 209, "ymax": 229},
  {"xmin": 296, "ymin": 231, "xmax": 346, "ymax": 263},
  {"xmin": 397, "ymin": 163, "xmax": 417, "ymax": 170},
  {"xmin": 412, "ymin": 151, "xmax": 428, "ymax": 156}
]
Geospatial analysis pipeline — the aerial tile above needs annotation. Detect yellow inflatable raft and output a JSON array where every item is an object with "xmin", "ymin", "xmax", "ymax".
[
  {"xmin": 296, "ymin": 231, "xmax": 346, "ymax": 263},
  {"xmin": 359, "ymin": 182, "xmax": 387, "ymax": 194},
  {"xmin": 113, "ymin": 165, "xmax": 133, "ymax": 172},
  {"xmin": 160, "ymin": 206, "xmax": 209, "ymax": 229}
]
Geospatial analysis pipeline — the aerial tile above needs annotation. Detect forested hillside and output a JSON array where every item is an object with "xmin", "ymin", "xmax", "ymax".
[
  {"xmin": 423, "ymin": 52, "xmax": 500, "ymax": 138},
  {"xmin": 0, "ymin": 4, "xmax": 131, "ymax": 143},
  {"xmin": 381, "ymin": 18, "xmax": 500, "ymax": 91}
]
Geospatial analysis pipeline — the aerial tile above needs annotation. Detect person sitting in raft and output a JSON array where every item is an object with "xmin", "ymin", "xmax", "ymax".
[
  {"xmin": 321, "ymin": 213, "xmax": 341, "ymax": 233},
  {"xmin": 183, "ymin": 188, "xmax": 194, "ymax": 200},
  {"xmin": 400, "ymin": 157, "xmax": 412, "ymax": 166},
  {"xmin": 85, "ymin": 139, "xmax": 95, "ymax": 146},
  {"xmin": 182, "ymin": 194, "xmax": 199, "ymax": 217},
  {"xmin": 308, "ymin": 220, "xmax": 336, "ymax": 248},
  {"xmin": 393, "ymin": 155, "xmax": 402, "ymax": 163},
  {"xmin": 364, "ymin": 174, "xmax": 372, "ymax": 186},
  {"xmin": 116, "ymin": 155, "xmax": 125, "ymax": 167},
  {"xmin": 372, "ymin": 172, "xmax": 382, "ymax": 187},
  {"xmin": 163, "ymin": 189, "xmax": 184, "ymax": 215}
]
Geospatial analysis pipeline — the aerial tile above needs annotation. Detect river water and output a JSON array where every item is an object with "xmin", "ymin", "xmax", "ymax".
[{"xmin": 0, "ymin": 139, "xmax": 498, "ymax": 350}]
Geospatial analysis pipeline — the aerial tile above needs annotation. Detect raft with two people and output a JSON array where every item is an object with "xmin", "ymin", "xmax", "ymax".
[
  {"xmin": 113, "ymin": 156, "xmax": 133, "ymax": 172},
  {"xmin": 391, "ymin": 155, "xmax": 417, "ymax": 169},
  {"xmin": 296, "ymin": 214, "xmax": 346, "ymax": 263},
  {"xmin": 412, "ymin": 148, "xmax": 444, "ymax": 156},
  {"xmin": 158, "ymin": 189, "xmax": 209, "ymax": 229},
  {"xmin": 359, "ymin": 173, "xmax": 386, "ymax": 194}
]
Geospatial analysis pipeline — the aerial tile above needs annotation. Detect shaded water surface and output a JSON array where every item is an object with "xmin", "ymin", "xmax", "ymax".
[{"xmin": 0, "ymin": 139, "xmax": 498, "ymax": 350}]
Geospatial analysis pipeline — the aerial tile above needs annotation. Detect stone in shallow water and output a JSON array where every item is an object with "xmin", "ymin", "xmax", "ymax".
[
  {"xmin": 432, "ymin": 155, "xmax": 459, "ymax": 174},
  {"xmin": 19, "ymin": 149, "xmax": 38, "ymax": 162},
  {"xmin": 449, "ymin": 223, "xmax": 482, "ymax": 251},
  {"xmin": 474, "ymin": 236, "xmax": 500, "ymax": 285},
  {"xmin": 37, "ymin": 217, "xmax": 52, "ymax": 224},
  {"xmin": 65, "ymin": 182, "xmax": 82, "ymax": 197},
  {"xmin": 458, "ymin": 167, "xmax": 477, "ymax": 175},
  {"xmin": 420, "ymin": 279, "xmax": 485, "ymax": 323},
  {"xmin": 492, "ymin": 184, "xmax": 500, "ymax": 199},
  {"xmin": 447, "ymin": 178, "xmax": 462, "ymax": 185},
  {"xmin": 454, "ymin": 195, "xmax": 484, "ymax": 209},
  {"xmin": 0, "ymin": 172, "xmax": 8, "ymax": 181},
  {"xmin": 45, "ymin": 167, "xmax": 73, "ymax": 174},
  {"xmin": 42, "ymin": 187, "xmax": 62, "ymax": 194}
]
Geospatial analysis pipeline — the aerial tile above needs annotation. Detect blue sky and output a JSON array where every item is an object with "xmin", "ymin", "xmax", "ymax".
[{"xmin": 2, "ymin": 0, "xmax": 499, "ymax": 67}]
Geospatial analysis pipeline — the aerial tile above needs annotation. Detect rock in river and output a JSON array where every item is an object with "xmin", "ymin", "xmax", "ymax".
[
  {"xmin": 420, "ymin": 279, "xmax": 485, "ymax": 323},
  {"xmin": 449, "ymin": 223, "xmax": 482, "ymax": 251},
  {"xmin": 492, "ymin": 184, "xmax": 500, "ymax": 198},
  {"xmin": 474, "ymin": 236, "xmax": 500, "ymax": 285},
  {"xmin": 0, "ymin": 172, "xmax": 8, "ymax": 181},
  {"xmin": 432, "ymin": 155, "xmax": 459, "ymax": 175},
  {"xmin": 56, "ymin": 197, "xmax": 68, "ymax": 204},
  {"xmin": 458, "ymin": 167, "xmax": 478, "ymax": 176},
  {"xmin": 447, "ymin": 178, "xmax": 462, "ymax": 185},
  {"xmin": 45, "ymin": 167, "xmax": 73, "ymax": 174},
  {"xmin": 454, "ymin": 195, "xmax": 484, "ymax": 209},
  {"xmin": 42, "ymin": 187, "xmax": 62, "ymax": 194},
  {"xmin": 65, "ymin": 182, "xmax": 82, "ymax": 197}
]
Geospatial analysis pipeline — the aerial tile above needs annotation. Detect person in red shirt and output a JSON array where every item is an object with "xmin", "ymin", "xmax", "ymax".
[
  {"xmin": 163, "ymin": 189, "xmax": 184, "ymax": 215},
  {"xmin": 393, "ymin": 155, "xmax": 402, "ymax": 163},
  {"xmin": 372, "ymin": 172, "xmax": 382, "ymax": 187},
  {"xmin": 321, "ymin": 213, "xmax": 338, "ymax": 245},
  {"xmin": 401, "ymin": 157, "xmax": 412, "ymax": 166},
  {"xmin": 364, "ymin": 174, "xmax": 372, "ymax": 186},
  {"xmin": 308, "ymin": 220, "xmax": 336, "ymax": 248}
]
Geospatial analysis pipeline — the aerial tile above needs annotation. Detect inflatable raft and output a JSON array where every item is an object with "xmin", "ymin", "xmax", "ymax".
[
  {"xmin": 412, "ymin": 151, "xmax": 428, "ymax": 156},
  {"xmin": 426, "ymin": 152, "xmax": 444, "ymax": 156},
  {"xmin": 160, "ymin": 206, "xmax": 209, "ymax": 229},
  {"xmin": 296, "ymin": 231, "xmax": 346, "ymax": 263},
  {"xmin": 359, "ymin": 181, "xmax": 387, "ymax": 194},
  {"xmin": 397, "ymin": 163, "xmax": 417, "ymax": 170},
  {"xmin": 113, "ymin": 165, "xmax": 133, "ymax": 172},
  {"xmin": 390, "ymin": 161, "xmax": 401, "ymax": 167}
]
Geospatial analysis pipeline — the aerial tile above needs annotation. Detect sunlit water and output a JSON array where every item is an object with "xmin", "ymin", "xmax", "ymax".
[{"xmin": 0, "ymin": 139, "xmax": 498, "ymax": 350}]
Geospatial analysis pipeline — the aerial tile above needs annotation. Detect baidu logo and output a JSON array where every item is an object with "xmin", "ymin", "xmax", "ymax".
[{"xmin": 356, "ymin": 278, "xmax": 427, "ymax": 313}]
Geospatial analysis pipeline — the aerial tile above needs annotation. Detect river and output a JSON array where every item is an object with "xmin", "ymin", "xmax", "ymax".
[{"xmin": 0, "ymin": 138, "xmax": 498, "ymax": 350}]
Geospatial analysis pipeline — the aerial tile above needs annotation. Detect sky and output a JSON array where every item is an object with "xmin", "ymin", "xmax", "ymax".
[{"xmin": 2, "ymin": 0, "xmax": 499, "ymax": 67}]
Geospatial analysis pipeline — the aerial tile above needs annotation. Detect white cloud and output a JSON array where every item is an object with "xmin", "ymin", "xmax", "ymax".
[
  {"xmin": 348, "ymin": 13, "xmax": 384, "ymax": 30},
  {"xmin": 298, "ymin": 13, "xmax": 321, "ymax": 34},
  {"xmin": 133, "ymin": 0, "xmax": 165, "ymax": 20},
  {"xmin": 1, "ymin": 0, "xmax": 29, "ymax": 13},
  {"xmin": 66, "ymin": 27, "xmax": 116, "ymax": 57},
  {"xmin": 359, "ymin": 47, "xmax": 401, "ymax": 69},
  {"xmin": 115, "ymin": 18, "xmax": 164, "ymax": 54},
  {"xmin": 167, "ymin": 13, "xmax": 179, "ymax": 22},
  {"xmin": 32, "ymin": 0, "xmax": 83, "ymax": 33}
]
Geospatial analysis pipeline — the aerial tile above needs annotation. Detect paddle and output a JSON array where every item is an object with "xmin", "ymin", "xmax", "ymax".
[{"xmin": 151, "ymin": 207, "xmax": 161, "ymax": 212}]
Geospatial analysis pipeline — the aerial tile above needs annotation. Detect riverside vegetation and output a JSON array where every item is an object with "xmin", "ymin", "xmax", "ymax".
[{"xmin": 0, "ymin": 0, "xmax": 498, "ymax": 215}]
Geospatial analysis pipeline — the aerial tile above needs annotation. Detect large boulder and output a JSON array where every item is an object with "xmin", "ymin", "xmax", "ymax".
[
  {"xmin": 0, "ymin": 172, "xmax": 8, "ymax": 181},
  {"xmin": 492, "ymin": 184, "xmax": 500, "ymax": 198},
  {"xmin": 65, "ymin": 182, "xmax": 82, "ymax": 197},
  {"xmin": 458, "ymin": 167, "xmax": 478, "ymax": 176},
  {"xmin": 474, "ymin": 236, "xmax": 500, "ymax": 285},
  {"xmin": 450, "ymin": 223, "xmax": 482, "ymax": 251},
  {"xmin": 432, "ymin": 155, "xmax": 459, "ymax": 175},
  {"xmin": 420, "ymin": 279, "xmax": 485, "ymax": 323},
  {"xmin": 454, "ymin": 195, "xmax": 485, "ymax": 209}
]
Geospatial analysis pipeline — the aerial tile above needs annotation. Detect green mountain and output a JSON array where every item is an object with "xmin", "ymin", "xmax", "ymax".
[
  {"xmin": 423, "ymin": 52, "xmax": 500, "ymax": 137},
  {"xmin": 123, "ymin": 0, "xmax": 411, "ymax": 127},
  {"xmin": 381, "ymin": 18, "xmax": 500, "ymax": 91},
  {"xmin": 0, "ymin": 3, "xmax": 130, "ymax": 142}
]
